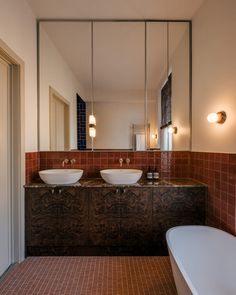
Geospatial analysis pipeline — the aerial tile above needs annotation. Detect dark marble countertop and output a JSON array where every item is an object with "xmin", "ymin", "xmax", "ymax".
[{"xmin": 24, "ymin": 178, "xmax": 206, "ymax": 188}]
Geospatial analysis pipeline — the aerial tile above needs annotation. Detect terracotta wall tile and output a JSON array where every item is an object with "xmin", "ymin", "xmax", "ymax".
[
  {"xmin": 30, "ymin": 150, "xmax": 190, "ymax": 179},
  {"xmin": 25, "ymin": 152, "xmax": 40, "ymax": 184},
  {"xmin": 190, "ymin": 152, "xmax": 236, "ymax": 235},
  {"xmin": 25, "ymin": 150, "xmax": 236, "ymax": 236}
]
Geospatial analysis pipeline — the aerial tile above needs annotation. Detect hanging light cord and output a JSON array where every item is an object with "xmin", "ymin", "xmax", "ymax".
[
  {"xmin": 144, "ymin": 21, "xmax": 148, "ymax": 149},
  {"xmin": 91, "ymin": 21, "xmax": 94, "ymax": 116}
]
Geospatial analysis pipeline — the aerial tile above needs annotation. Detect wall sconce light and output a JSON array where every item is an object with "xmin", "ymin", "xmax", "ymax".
[
  {"xmin": 151, "ymin": 134, "xmax": 158, "ymax": 139},
  {"xmin": 168, "ymin": 126, "xmax": 178, "ymax": 134},
  {"xmin": 207, "ymin": 111, "xmax": 226, "ymax": 124}
]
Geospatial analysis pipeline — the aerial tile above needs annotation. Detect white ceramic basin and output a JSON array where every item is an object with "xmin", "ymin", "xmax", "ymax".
[
  {"xmin": 39, "ymin": 169, "xmax": 83, "ymax": 185},
  {"xmin": 100, "ymin": 169, "xmax": 143, "ymax": 185}
]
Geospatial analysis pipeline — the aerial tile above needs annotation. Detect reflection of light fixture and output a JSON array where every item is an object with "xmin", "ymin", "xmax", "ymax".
[
  {"xmin": 168, "ymin": 126, "xmax": 178, "ymax": 134},
  {"xmin": 89, "ymin": 21, "xmax": 96, "ymax": 146},
  {"xmin": 89, "ymin": 114, "xmax": 96, "ymax": 138},
  {"xmin": 89, "ymin": 126, "xmax": 96, "ymax": 138},
  {"xmin": 89, "ymin": 114, "xmax": 96, "ymax": 125},
  {"xmin": 151, "ymin": 134, "xmax": 158, "ymax": 139},
  {"xmin": 207, "ymin": 111, "xmax": 226, "ymax": 124}
]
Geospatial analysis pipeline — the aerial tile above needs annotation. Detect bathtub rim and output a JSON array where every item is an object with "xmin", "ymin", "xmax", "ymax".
[{"xmin": 166, "ymin": 225, "xmax": 236, "ymax": 295}]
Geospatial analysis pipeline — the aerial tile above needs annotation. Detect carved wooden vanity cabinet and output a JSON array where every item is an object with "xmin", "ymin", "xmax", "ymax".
[{"xmin": 25, "ymin": 179, "xmax": 206, "ymax": 256}]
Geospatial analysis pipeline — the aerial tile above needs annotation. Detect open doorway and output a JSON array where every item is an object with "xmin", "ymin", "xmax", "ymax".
[
  {"xmin": 0, "ymin": 39, "xmax": 25, "ymax": 275},
  {"xmin": 0, "ymin": 56, "xmax": 11, "ymax": 276}
]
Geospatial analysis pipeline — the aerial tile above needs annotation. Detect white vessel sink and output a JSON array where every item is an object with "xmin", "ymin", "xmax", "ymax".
[
  {"xmin": 39, "ymin": 169, "xmax": 83, "ymax": 185},
  {"xmin": 100, "ymin": 169, "xmax": 143, "ymax": 185}
]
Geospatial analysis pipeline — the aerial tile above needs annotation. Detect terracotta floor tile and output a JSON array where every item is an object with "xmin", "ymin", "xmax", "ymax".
[{"xmin": 0, "ymin": 256, "xmax": 177, "ymax": 295}]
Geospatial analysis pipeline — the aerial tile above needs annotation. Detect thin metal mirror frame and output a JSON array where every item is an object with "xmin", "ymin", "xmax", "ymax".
[{"xmin": 37, "ymin": 19, "xmax": 192, "ymax": 151}]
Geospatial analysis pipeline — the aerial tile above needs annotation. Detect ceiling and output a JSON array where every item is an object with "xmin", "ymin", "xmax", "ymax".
[{"xmin": 26, "ymin": 0, "xmax": 204, "ymax": 20}]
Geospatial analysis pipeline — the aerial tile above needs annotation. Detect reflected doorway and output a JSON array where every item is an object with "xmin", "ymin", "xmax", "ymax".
[{"xmin": 49, "ymin": 87, "xmax": 70, "ymax": 151}]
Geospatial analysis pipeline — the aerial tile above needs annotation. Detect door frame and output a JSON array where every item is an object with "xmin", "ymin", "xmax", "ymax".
[
  {"xmin": 0, "ymin": 39, "xmax": 25, "ymax": 263},
  {"xmin": 49, "ymin": 86, "xmax": 70, "ymax": 151}
]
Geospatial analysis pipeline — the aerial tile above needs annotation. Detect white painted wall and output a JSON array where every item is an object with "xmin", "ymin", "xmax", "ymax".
[
  {"xmin": 171, "ymin": 25, "xmax": 190, "ymax": 151},
  {"xmin": 86, "ymin": 100, "xmax": 145, "ymax": 149},
  {"xmin": 40, "ymin": 26, "xmax": 86, "ymax": 150},
  {"xmin": 156, "ymin": 24, "xmax": 190, "ymax": 151},
  {"xmin": 3, "ymin": 0, "xmax": 234, "ymax": 153},
  {"xmin": 147, "ymin": 98, "xmax": 158, "ymax": 149},
  {"xmin": 0, "ymin": 0, "xmax": 37, "ymax": 152},
  {"xmin": 192, "ymin": 0, "xmax": 236, "ymax": 153}
]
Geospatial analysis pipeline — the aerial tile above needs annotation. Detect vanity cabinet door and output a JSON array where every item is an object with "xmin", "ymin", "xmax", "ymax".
[
  {"xmin": 25, "ymin": 187, "xmax": 89, "ymax": 253},
  {"xmin": 119, "ymin": 188, "xmax": 152, "ymax": 246},
  {"xmin": 152, "ymin": 187, "xmax": 206, "ymax": 253},
  {"xmin": 89, "ymin": 188, "xmax": 152, "ymax": 247},
  {"xmin": 52, "ymin": 187, "xmax": 88, "ymax": 246},
  {"xmin": 89, "ymin": 188, "xmax": 120, "ymax": 246}
]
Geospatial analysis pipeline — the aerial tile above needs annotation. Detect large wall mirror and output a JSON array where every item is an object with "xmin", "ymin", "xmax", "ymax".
[{"xmin": 38, "ymin": 20, "xmax": 190, "ymax": 151}]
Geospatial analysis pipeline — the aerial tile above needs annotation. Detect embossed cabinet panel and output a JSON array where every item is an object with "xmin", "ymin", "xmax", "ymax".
[
  {"xmin": 119, "ymin": 188, "xmax": 152, "ymax": 246},
  {"xmin": 25, "ymin": 187, "xmax": 89, "ymax": 255},
  {"xmin": 89, "ymin": 188, "xmax": 152, "ymax": 247},
  {"xmin": 25, "ymin": 184, "xmax": 206, "ymax": 256},
  {"xmin": 152, "ymin": 187, "xmax": 206, "ymax": 253},
  {"xmin": 89, "ymin": 188, "xmax": 121, "ymax": 246}
]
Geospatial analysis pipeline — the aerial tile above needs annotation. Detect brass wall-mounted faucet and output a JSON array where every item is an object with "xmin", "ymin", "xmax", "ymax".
[
  {"xmin": 70, "ymin": 159, "xmax": 76, "ymax": 165},
  {"xmin": 62, "ymin": 159, "xmax": 69, "ymax": 167},
  {"xmin": 126, "ymin": 158, "xmax": 130, "ymax": 166},
  {"xmin": 119, "ymin": 158, "xmax": 123, "ymax": 167},
  {"xmin": 62, "ymin": 158, "xmax": 76, "ymax": 167}
]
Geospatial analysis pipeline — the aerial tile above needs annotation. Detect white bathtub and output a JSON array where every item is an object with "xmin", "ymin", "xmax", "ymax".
[{"xmin": 166, "ymin": 226, "xmax": 236, "ymax": 295}]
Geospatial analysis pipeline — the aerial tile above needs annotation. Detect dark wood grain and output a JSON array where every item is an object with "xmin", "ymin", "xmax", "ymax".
[
  {"xmin": 25, "ymin": 185, "xmax": 206, "ymax": 256},
  {"xmin": 119, "ymin": 188, "xmax": 152, "ymax": 246},
  {"xmin": 25, "ymin": 187, "xmax": 89, "ymax": 253},
  {"xmin": 152, "ymin": 187, "xmax": 206, "ymax": 254},
  {"xmin": 89, "ymin": 188, "xmax": 152, "ymax": 247},
  {"xmin": 89, "ymin": 188, "xmax": 120, "ymax": 246}
]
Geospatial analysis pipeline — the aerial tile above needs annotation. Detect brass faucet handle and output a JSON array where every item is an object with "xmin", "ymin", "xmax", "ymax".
[
  {"xmin": 70, "ymin": 158, "xmax": 76, "ymax": 165},
  {"xmin": 119, "ymin": 158, "xmax": 123, "ymax": 167},
  {"xmin": 62, "ymin": 158, "xmax": 69, "ymax": 167}
]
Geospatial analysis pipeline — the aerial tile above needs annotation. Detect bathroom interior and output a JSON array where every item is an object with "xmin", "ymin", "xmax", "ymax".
[{"xmin": 0, "ymin": 0, "xmax": 236, "ymax": 294}]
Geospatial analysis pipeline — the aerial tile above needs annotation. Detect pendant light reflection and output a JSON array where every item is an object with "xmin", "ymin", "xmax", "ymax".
[
  {"xmin": 89, "ymin": 114, "xmax": 96, "ymax": 125},
  {"xmin": 89, "ymin": 21, "xmax": 96, "ymax": 146},
  {"xmin": 89, "ymin": 126, "xmax": 96, "ymax": 138},
  {"xmin": 89, "ymin": 114, "xmax": 96, "ymax": 138}
]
